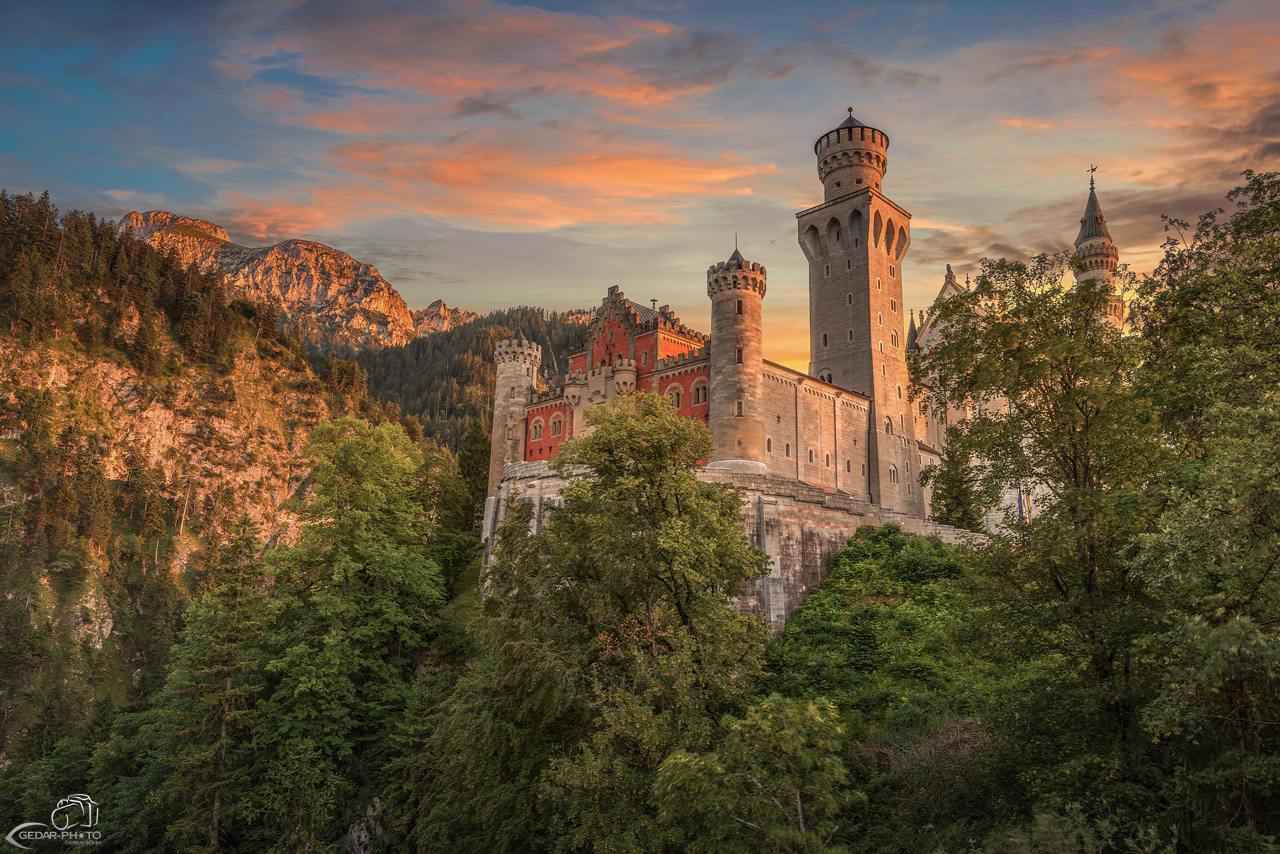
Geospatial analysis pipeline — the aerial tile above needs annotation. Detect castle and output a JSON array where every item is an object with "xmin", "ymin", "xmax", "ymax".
[{"xmin": 483, "ymin": 111, "xmax": 1123, "ymax": 629}]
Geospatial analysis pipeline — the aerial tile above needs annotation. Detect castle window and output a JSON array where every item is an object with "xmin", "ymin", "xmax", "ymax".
[
  {"xmin": 819, "ymin": 370, "xmax": 832, "ymax": 383},
  {"xmin": 848, "ymin": 330, "xmax": 853, "ymax": 341},
  {"xmin": 854, "ymin": 238, "xmax": 859, "ymax": 247},
  {"xmin": 862, "ymin": 463, "xmax": 867, "ymax": 475},
  {"xmin": 847, "ymin": 293, "xmax": 852, "ymax": 304},
  {"xmin": 767, "ymin": 438, "xmax": 773, "ymax": 453},
  {"xmin": 506, "ymin": 427, "xmax": 514, "ymax": 440},
  {"xmin": 878, "ymin": 312, "xmax": 883, "ymax": 326},
  {"xmin": 640, "ymin": 351, "xmax": 648, "ymax": 365},
  {"xmin": 531, "ymin": 423, "xmax": 543, "ymax": 440},
  {"xmin": 736, "ymin": 401, "xmax": 743, "ymax": 417},
  {"xmin": 890, "ymin": 299, "xmax": 897, "ymax": 312},
  {"xmin": 608, "ymin": 330, "xmax": 614, "ymax": 342},
  {"xmin": 889, "ymin": 466, "xmax": 899, "ymax": 484},
  {"xmin": 825, "ymin": 454, "xmax": 830, "ymax": 467},
  {"xmin": 599, "ymin": 358, "xmax": 607, "ymax": 368},
  {"xmin": 882, "ymin": 364, "xmax": 887, "ymax": 376},
  {"xmin": 897, "ymin": 385, "xmax": 903, "ymax": 399},
  {"xmin": 890, "ymin": 265, "xmax": 896, "ymax": 278},
  {"xmin": 510, "ymin": 387, "xmax": 517, "ymax": 399},
  {"xmin": 847, "ymin": 260, "xmax": 851, "ymax": 270},
  {"xmin": 884, "ymin": 417, "xmax": 893, "ymax": 435},
  {"xmin": 808, "ymin": 450, "xmax": 814, "ymax": 463},
  {"xmin": 786, "ymin": 443, "xmax": 791, "ymax": 458},
  {"xmin": 669, "ymin": 389, "xmax": 681, "ymax": 409},
  {"xmin": 877, "ymin": 278, "xmax": 882, "ymax": 291},
  {"xmin": 825, "ymin": 265, "xmax": 830, "ymax": 276},
  {"xmin": 891, "ymin": 331, "xmax": 899, "ymax": 346},
  {"xmin": 736, "ymin": 299, "xmax": 743, "ymax": 315},
  {"xmin": 846, "ymin": 460, "xmax": 851, "ymax": 472},
  {"xmin": 736, "ymin": 348, "xmax": 743, "ymax": 364},
  {"xmin": 551, "ymin": 418, "xmax": 562, "ymax": 436},
  {"xmin": 879, "ymin": 342, "xmax": 884, "ymax": 353},
  {"xmin": 836, "ymin": 229, "xmax": 841, "ymax": 243},
  {"xmin": 900, "ymin": 413, "xmax": 905, "ymax": 429},
  {"xmin": 693, "ymin": 384, "xmax": 707, "ymax": 404}
]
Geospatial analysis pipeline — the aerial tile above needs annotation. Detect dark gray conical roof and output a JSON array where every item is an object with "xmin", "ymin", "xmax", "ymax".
[
  {"xmin": 727, "ymin": 247, "xmax": 746, "ymax": 266},
  {"xmin": 1075, "ymin": 187, "xmax": 1112, "ymax": 244}
]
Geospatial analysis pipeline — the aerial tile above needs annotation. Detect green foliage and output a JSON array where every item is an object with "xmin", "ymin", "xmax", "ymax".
[
  {"xmin": 389, "ymin": 392, "xmax": 769, "ymax": 852},
  {"xmin": 656, "ymin": 695, "xmax": 853, "ymax": 854}
]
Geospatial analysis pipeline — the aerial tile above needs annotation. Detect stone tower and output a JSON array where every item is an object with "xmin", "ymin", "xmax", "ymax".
[
  {"xmin": 796, "ymin": 110, "xmax": 924, "ymax": 515},
  {"xmin": 487, "ymin": 333, "xmax": 541, "ymax": 494},
  {"xmin": 1073, "ymin": 177, "xmax": 1124, "ymax": 327},
  {"xmin": 706, "ymin": 248, "xmax": 767, "ymax": 473}
]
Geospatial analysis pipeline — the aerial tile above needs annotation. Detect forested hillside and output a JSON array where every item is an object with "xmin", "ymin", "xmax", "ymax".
[
  {"xmin": 0, "ymin": 174, "xmax": 1277, "ymax": 854},
  {"xmin": 357, "ymin": 306, "xmax": 591, "ymax": 450}
]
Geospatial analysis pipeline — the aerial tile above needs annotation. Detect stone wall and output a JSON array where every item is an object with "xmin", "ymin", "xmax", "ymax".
[{"xmin": 484, "ymin": 460, "xmax": 975, "ymax": 632}]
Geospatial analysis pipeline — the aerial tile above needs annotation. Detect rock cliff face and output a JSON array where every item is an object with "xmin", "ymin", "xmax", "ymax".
[
  {"xmin": 413, "ymin": 299, "xmax": 480, "ymax": 336},
  {"xmin": 121, "ymin": 210, "xmax": 477, "ymax": 350}
]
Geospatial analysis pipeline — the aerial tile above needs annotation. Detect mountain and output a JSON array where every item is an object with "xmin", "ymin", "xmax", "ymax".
[{"xmin": 121, "ymin": 210, "xmax": 477, "ymax": 350}]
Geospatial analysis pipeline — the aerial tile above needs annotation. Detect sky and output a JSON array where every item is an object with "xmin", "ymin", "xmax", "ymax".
[{"xmin": 4, "ymin": 0, "xmax": 1279, "ymax": 368}]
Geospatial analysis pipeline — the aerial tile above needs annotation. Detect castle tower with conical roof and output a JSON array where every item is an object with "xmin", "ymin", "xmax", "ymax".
[
  {"xmin": 1073, "ymin": 178, "xmax": 1125, "ymax": 327},
  {"xmin": 706, "ymin": 247, "xmax": 767, "ymax": 473},
  {"xmin": 796, "ymin": 110, "xmax": 923, "ymax": 515}
]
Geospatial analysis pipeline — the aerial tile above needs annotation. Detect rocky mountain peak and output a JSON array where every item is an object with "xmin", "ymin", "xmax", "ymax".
[{"xmin": 122, "ymin": 210, "xmax": 478, "ymax": 350}]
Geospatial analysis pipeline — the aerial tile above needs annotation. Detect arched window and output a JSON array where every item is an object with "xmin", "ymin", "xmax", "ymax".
[
  {"xmin": 847, "ymin": 293, "xmax": 852, "ymax": 304},
  {"xmin": 531, "ymin": 422, "xmax": 543, "ymax": 440},
  {"xmin": 848, "ymin": 330, "xmax": 853, "ymax": 341},
  {"xmin": 668, "ymin": 388, "xmax": 681, "ymax": 410},
  {"xmin": 890, "ymin": 299, "xmax": 897, "ymax": 312},
  {"xmin": 819, "ymin": 370, "xmax": 832, "ymax": 383},
  {"xmin": 767, "ymin": 438, "xmax": 773, "ymax": 453},
  {"xmin": 599, "ymin": 358, "xmax": 607, "ymax": 368},
  {"xmin": 897, "ymin": 385, "xmax": 903, "ymax": 399},
  {"xmin": 889, "ymin": 465, "xmax": 899, "ymax": 484},
  {"xmin": 877, "ymin": 312, "xmax": 883, "ymax": 326},
  {"xmin": 822, "ymin": 333, "xmax": 828, "ymax": 347},
  {"xmin": 879, "ymin": 342, "xmax": 885, "ymax": 353},
  {"xmin": 808, "ymin": 449, "xmax": 814, "ymax": 463},
  {"xmin": 825, "ymin": 454, "xmax": 831, "ymax": 467},
  {"xmin": 550, "ymin": 418, "xmax": 563, "ymax": 437},
  {"xmin": 877, "ymin": 277, "xmax": 882, "ymax": 291},
  {"xmin": 891, "ymin": 331, "xmax": 899, "ymax": 346},
  {"xmin": 785, "ymin": 443, "xmax": 791, "ymax": 458},
  {"xmin": 846, "ymin": 459, "xmax": 851, "ymax": 472},
  {"xmin": 884, "ymin": 416, "xmax": 893, "ymax": 435}
]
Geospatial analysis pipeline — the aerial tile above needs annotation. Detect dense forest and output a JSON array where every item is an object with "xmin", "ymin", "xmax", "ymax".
[
  {"xmin": 0, "ymin": 172, "xmax": 1277, "ymax": 853},
  {"xmin": 357, "ymin": 307, "xmax": 592, "ymax": 451}
]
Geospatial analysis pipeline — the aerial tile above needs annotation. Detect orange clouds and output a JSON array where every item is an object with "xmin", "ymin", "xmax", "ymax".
[{"xmin": 323, "ymin": 135, "xmax": 774, "ymax": 230}]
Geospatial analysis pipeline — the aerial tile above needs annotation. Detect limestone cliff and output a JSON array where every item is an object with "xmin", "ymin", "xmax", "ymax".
[
  {"xmin": 121, "ymin": 210, "xmax": 478, "ymax": 350},
  {"xmin": 412, "ymin": 299, "xmax": 480, "ymax": 336}
]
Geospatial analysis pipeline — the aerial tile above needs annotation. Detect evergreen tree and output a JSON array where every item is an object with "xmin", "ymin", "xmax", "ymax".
[{"xmin": 156, "ymin": 517, "xmax": 268, "ymax": 852}]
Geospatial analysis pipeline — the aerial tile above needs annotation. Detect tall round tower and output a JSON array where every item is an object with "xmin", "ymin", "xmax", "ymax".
[
  {"xmin": 813, "ymin": 108, "xmax": 890, "ymax": 202},
  {"xmin": 487, "ymin": 332, "xmax": 541, "ymax": 495},
  {"xmin": 706, "ymin": 248, "xmax": 767, "ymax": 474},
  {"xmin": 1073, "ymin": 177, "xmax": 1124, "ymax": 326}
]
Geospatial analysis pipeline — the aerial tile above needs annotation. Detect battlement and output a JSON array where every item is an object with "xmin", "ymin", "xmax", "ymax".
[
  {"xmin": 814, "ymin": 114, "xmax": 890, "ymax": 201},
  {"xmin": 654, "ymin": 346, "xmax": 709, "ymax": 371},
  {"xmin": 494, "ymin": 335, "xmax": 541, "ymax": 364},
  {"xmin": 707, "ymin": 259, "xmax": 767, "ymax": 298}
]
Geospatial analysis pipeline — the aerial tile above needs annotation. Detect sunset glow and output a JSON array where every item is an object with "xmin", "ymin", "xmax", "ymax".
[{"xmin": 5, "ymin": 0, "xmax": 1278, "ymax": 367}]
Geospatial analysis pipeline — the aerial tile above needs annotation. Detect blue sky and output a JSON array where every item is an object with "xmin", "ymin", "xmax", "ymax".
[{"xmin": 4, "ymin": 0, "xmax": 1277, "ymax": 365}]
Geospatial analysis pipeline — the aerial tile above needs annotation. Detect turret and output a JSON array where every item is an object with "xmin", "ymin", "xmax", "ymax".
[
  {"xmin": 487, "ymin": 333, "xmax": 541, "ymax": 495},
  {"xmin": 706, "ymin": 248, "xmax": 767, "ymax": 473},
  {"xmin": 1073, "ymin": 177, "xmax": 1124, "ymax": 326},
  {"xmin": 813, "ymin": 108, "xmax": 890, "ymax": 202}
]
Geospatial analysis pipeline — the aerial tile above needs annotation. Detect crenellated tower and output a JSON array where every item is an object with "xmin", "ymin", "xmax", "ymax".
[
  {"xmin": 1073, "ymin": 176, "xmax": 1125, "ymax": 327},
  {"xmin": 487, "ymin": 333, "xmax": 541, "ymax": 495},
  {"xmin": 796, "ymin": 110, "xmax": 923, "ymax": 516},
  {"xmin": 706, "ymin": 248, "xmax": 767, "ymax": 473}
]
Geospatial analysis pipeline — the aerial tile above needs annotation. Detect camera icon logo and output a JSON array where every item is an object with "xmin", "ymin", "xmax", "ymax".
[{"xmin": 50, "ymin": 794, "xmax": 98, "ymax": 831}]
